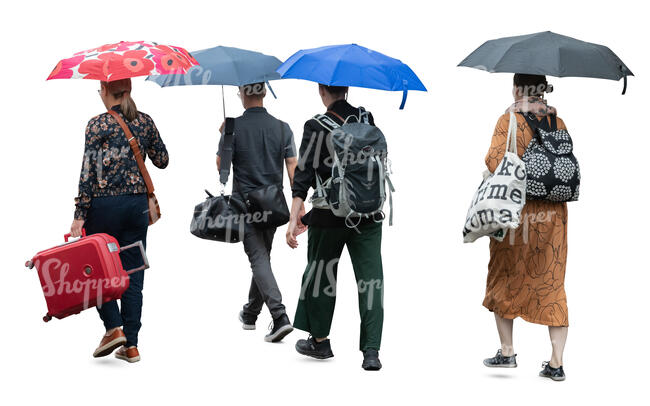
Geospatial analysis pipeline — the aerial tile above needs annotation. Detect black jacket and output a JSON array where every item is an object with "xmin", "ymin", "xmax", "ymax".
[{"xmin": 291, "ymin": 99, "xmax": 375, "ymax": 227}]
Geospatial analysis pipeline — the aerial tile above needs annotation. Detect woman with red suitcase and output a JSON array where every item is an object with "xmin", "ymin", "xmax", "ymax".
[{"xmin": 69, "ymin": 78, "xmax": 168, "ymax": 363}]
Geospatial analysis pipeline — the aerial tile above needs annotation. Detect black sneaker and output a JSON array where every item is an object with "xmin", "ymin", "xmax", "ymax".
[
  {"xmin": 483, "ymin": 349, "xmax": 517, "ymax": 368},
  {"xmin": 362, "ymin": 349, "xmax": 382, "ymax": 371},
  {"xmin": 295, "ymin": 336, "xmax": 334, "ymax": 359},
  {"xmin": 239, "ymin": 310, "xmax": 257, "ymax": 330},
  {"xmin": 264, "ymin": 313, "xmax": 294, "ymax": 343},
  {"xmin": 539, "ymin": 361, "xmax": 566, "ymax": 381}
]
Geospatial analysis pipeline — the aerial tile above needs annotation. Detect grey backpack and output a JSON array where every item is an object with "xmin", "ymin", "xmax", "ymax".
[{"xmin": 310, "ymin": 108, "xmax": 395, "ymax": 229}]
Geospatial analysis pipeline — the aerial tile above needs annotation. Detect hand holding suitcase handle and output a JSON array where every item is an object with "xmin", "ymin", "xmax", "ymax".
[{"xmin": 64, "ymin": 228, "xmax": 86, "ymax": 242}]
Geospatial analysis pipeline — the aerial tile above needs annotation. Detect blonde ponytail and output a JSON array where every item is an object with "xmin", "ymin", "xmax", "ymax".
[
  {"xmin": 101, "ymin": 78, "xmax": 138, "ymax": 121},
  {"xmin": 120, "ymin": 92, "xmax": 138, "ymax": 121}
]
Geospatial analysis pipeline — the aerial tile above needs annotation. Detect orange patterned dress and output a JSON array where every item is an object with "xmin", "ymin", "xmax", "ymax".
[{"xmin": 483, "ymin": 112, "xmax": 569, "ymax": 327}]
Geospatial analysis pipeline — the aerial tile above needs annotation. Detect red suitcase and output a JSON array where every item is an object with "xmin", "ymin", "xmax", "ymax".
[{"xmin": 25, "ymin": 229, "xmax": 148, "ymax": 322}]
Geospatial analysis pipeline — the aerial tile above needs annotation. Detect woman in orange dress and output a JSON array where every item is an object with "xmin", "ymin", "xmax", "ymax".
[{"xmin": 482, "ymin": 74, "xmax": 569, "ymax": 381}]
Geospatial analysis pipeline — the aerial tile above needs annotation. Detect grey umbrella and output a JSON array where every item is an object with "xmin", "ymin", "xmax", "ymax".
[
  {"xmin": 147, "ymin": 46, "xmax": 283, "ymax": 118},
  {"xmin": 458, "ymin": 31, "xmax": 633, "ymax": 94}
]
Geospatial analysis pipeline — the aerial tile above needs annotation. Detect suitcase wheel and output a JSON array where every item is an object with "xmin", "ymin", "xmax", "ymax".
[
  {"xmin": 43, "ymin": 314, "xmax": 52, "ymax": 323},
  {"xmin": 25, "ymin": 260, "xmax": 34, "ymax": 269}
]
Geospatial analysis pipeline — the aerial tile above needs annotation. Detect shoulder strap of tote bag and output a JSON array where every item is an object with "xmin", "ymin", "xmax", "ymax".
[
  {"xmin": 219, "ymin": 117, "xmax": 236, "ymax": 186},
  {"xmin": 505, "ymin": 112, "xmax": 518, "ymax": 154},
  {"xmin": 107, "ymin": 110, "xmax": 154, "ymax": 194}
]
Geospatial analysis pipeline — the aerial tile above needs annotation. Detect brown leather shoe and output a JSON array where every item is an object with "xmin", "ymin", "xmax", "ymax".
[
  {"xmin": 115, "ymin": 346, "xmax": 140, "ymax": 363},
  {"xmin": 93, "ymin": 328, "xmax": 126, "ymax": 358}
]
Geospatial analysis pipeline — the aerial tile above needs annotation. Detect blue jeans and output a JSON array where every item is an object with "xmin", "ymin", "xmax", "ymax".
[{"xmin": 84, "ymin": 194, "xmax": 148, "ymax": 348}]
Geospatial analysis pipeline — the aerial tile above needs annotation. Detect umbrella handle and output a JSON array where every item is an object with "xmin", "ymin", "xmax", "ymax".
[
  {"xmin": 399, "ymin": 79, "xmax": 408, "ymax": 110},
  {"xmin": 622, "ymin": 74, "xmax": 627, "ymax": 95},
  {"xmin": 221, "ymin": 84, "xmax": 227, "ymax": 121},
  {"xmin": 266, "ymin": 81, "xmax": 277, "ymax": 99},
  {"xmin": 399, "ymin": 90, "xmax": 408, "ymax": 110}
]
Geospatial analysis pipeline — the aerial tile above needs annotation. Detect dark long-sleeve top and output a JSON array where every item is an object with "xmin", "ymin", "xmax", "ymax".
[
  {"xmin": 74, "ymin": 105, "xmax": 168, "ymax": 220},
  {"xmin": 291, "ymin": 99, "xmax": 375, "ymax": 227}
]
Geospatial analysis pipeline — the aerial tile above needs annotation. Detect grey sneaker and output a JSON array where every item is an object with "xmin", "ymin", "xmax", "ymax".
[
  {"xmin": 539, "ymin": 361, "xmax": 566, "ymax": 381},
  {"xmin": 239, "ymin": 310, "xmax": 256, "ymax": 330},
  {"xmin": 483, "ymin": 349, "xmax": 517, "ymax": 368}
]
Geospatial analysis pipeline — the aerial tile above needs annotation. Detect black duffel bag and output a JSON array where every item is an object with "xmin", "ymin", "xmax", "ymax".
[
  {"xmin": 245, "ymin": 183, "xmax": 290, "ymax": 229},
  {"xmin": 190, "ymin": 117, "xmax": 248, "ymax": 243},
  {"xmin": 190, "ymin": 190, "xmax": 247, "ymax": 243}
]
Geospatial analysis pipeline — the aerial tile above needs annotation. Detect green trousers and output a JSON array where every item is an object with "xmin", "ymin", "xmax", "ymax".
[{"xmin": 294, "ymin": 222, "xmax": 384, "ymax": 351}]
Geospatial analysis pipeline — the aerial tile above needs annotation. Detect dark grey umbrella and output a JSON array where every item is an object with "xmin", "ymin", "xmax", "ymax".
[{"xmin": 458, "ymin": 31, "xmax": 633, "ymax": 94}]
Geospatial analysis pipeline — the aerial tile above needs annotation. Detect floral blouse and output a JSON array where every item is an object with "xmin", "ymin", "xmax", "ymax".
[{"xmin": 74, "ymin": 105, "xmax": 169, "ymax": 220}]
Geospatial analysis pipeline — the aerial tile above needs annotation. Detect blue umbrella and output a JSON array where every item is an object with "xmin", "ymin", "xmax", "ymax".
[
  {"xmin": 146, "ymin": 45, "xmax": 283, "ymax": 116},
  {"xmin": 277, "ymin": 44, "xmax": 426, "ymax": 109}
]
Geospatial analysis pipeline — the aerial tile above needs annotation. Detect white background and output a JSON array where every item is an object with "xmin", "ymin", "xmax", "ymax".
[{"xmin": 1, "ymin": 0, "xmax": 648, "ymax": 404}]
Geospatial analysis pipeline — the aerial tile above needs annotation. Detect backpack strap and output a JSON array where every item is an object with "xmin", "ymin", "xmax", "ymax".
[
  {"xmin": 313, "ymin": 113, "xmax": 340, "ymax": 132},
  {"xmin": 327, "ymin": 110, "xmax": 345, "ymax": 123},
  {"xmin": 219, "ymin": 117, "xmax": 236, "ymax": 188},
  {"xmin": 107, "ymin": 110, "xmax": 154, "ymax": 194},
  {"xmin": 358, "ymin": 107, "xmax": 370, "ymax": 124},
  {"xmin": 519, "ymin": 112, "xmax": 539, "ymax": 132},
  {"xmin": 519, "ymin": 112, "xmax": 557, "ymax": 133}
]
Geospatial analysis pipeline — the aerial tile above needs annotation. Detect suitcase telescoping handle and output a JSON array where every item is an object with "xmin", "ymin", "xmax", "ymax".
[
  {"xmin": 64, "ymin": 228, "xmax": 86, "ymax": 242},
  {"xmin": 120, "ymin": 240, "xmax": 150, "ymax": 274}
]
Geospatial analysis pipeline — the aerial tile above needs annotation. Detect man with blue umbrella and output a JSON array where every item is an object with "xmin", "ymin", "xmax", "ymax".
[
  {"xmin": 281, "ymin": 44, "xmax": 424, "ymax": 371},
  {"xmin": 287, "ymin": 83, "xmax": 384, "ymax": 370}
]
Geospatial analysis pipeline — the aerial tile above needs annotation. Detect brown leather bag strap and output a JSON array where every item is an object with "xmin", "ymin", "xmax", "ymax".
[{"xmin": 106, "ymin": 110, "xmax": 155, "ymax": 194}]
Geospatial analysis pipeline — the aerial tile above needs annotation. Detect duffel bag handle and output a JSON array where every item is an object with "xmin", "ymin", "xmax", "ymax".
[{"xmin": 120, "ymin": 240, "xmax": 150, "ymax": 275}]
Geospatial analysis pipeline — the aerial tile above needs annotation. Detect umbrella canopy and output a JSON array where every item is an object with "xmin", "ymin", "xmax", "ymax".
[
  {"xmin": 47, "ymin": 41, "xmax": 198, "ymax": 82},
  {"xmin": 458, "ymin": 31, "xmax": 633, "ymax": 94},
  {"xmin": 277, "ymin": 44, "xmax": 426, "ymax": 109},
  {"xmin": 146, "ymin": 45, "xmax": 282, "ymax": 89},
  {"xmin": 146, "ymin": 45, "xmax": 283, "ymax": 118}
]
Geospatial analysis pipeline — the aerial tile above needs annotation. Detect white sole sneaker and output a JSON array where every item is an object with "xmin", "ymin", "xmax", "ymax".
[
  {"xmin": 93, "ymin": 336, "xmax": 127, "ymax": 358},
  {"xmin": 115, "ymin": 352, "xmax": 140, "ymax": 363},
  {"xmin": 264, "ymin": 324, "xmax": 294, "ymax": 343},
  {"xmin": 483, "ymin": 361, "xmax": 517, "ymax": 368},
  {"xmin": 239, "ymin": 312, "xmax": 256, "ymax": 330}
]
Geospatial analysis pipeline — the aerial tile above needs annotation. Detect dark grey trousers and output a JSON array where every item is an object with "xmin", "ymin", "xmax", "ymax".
[{"xmin": 242, "ymin": 225, "xmax": 286, "ymax": 319}]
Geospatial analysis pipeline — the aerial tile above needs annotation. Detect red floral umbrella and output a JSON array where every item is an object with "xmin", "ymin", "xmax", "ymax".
[{"xmin": 47, "ymin": 41, "xmax": 199, "ymax": 82}]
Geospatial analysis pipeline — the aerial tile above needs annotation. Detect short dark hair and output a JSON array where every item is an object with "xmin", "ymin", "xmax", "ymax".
[
  {"xmin": 319, "ymin": 84, "xmax": 348, "ymax": 97},
  {"xmin": 513, "ymin": 74, "xmax": 552, "ymax": 96},
  {"xmin": 239, "ymin": 82, "xmax": 266, "ymax": 98}
]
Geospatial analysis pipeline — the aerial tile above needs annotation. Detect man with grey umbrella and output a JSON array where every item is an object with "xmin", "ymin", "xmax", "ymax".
[{"xmin": 217, "ymin": 82, "xmax": 299, "ymax": 342}]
